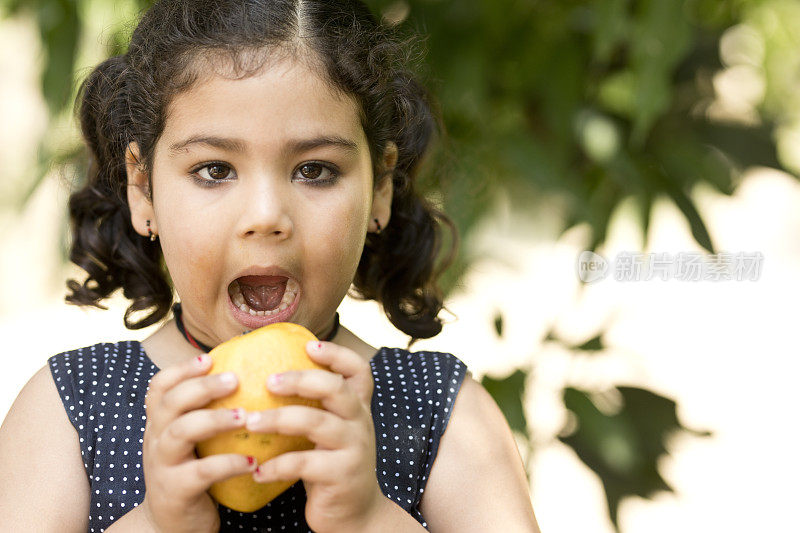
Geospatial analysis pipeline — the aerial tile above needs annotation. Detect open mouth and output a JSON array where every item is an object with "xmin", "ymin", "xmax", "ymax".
[{"xmin": 228, "ymin": 276, "xmax": 300, "ymax": 317}]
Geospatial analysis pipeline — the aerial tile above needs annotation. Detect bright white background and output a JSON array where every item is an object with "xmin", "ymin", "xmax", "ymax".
[{"xmin": 2, "ymin": 13, "xmax": 798, "ymax": 533}]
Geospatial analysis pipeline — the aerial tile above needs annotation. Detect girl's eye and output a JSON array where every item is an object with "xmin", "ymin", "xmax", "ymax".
[
  {"xmin": 296, "ymin": 162, "xmax": 338, "ymax": 183},
  {"xmin": 194, "ymin": 162, "xmax": 235, "ymax": 182}
]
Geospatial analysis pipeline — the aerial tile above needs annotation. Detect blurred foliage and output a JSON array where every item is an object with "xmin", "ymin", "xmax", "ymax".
[
  {"xmin": 560, "ymin": 386, "xmax": 711, "ymax": 526},
  {"xmin": 486, "ymin": 324, "xmax": 714, "ymax": 531},
  {"xmin": 4, "ymin": 0, "xmax": 800, "ymax": 529}
]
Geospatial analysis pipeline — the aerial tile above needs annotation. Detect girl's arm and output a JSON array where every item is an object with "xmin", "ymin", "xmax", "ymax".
[
  {"xmin": 420, "ymin": 375, "xmax": 542, "ymax": 532},
  {"xmin": 0, "ymin": 364, "xmax": 91, "ymax": 531}
]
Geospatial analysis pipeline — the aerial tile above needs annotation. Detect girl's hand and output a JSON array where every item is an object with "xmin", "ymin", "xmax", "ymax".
[
  {"xmin": 245, "ymin": 341, "xmax": 385, "ymax": 533},
  {"xmin": 139, "ymin": 354, "xmax": 258, "ymax": 533}
]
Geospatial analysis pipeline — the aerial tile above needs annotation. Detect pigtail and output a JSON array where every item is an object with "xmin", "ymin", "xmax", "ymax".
[
  {"xmin": 65, "ymin": 55, "xmax": 173, "ymax": 329},
  {"xmin": 353, "ymin": 70, "xmax": 459, "ymax": 348}
]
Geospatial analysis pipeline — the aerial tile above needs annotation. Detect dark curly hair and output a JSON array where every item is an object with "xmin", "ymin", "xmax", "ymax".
[{"xmin": 66, "ymin": 0, "xmax": 458, "ymax": 347}]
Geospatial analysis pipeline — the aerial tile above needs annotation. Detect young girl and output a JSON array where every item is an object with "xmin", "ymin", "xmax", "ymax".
[{"xmin": 0, "ymin": 1, "xmax": 540, "ymax": 531}]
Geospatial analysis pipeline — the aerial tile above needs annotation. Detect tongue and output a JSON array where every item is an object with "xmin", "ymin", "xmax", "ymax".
[{"xmin": 238, "ymin": 276, "xmax": 287, "ymax": 312}]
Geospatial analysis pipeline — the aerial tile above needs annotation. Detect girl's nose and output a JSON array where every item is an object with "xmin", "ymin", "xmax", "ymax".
[{"xmin": 235, "ymin": 178, "xmax": 294, "ymax": 239}]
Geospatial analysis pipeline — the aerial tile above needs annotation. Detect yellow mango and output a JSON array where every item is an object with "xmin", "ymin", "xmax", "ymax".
[{"xmin": 195, "ymin": 322, "xmax": 328, "ymax": 512}]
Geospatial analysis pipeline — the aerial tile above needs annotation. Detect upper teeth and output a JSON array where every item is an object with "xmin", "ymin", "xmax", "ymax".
[{"xmin": 230, "ymin": 278, "xmax": 298, "ymax": 316}]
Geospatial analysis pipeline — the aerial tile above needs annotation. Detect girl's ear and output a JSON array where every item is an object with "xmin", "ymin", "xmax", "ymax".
[
  {"xmin": 125, "ymin": 142, "xmax": 156, "ymax": 238},
  {"xmin": 371, "ymin": 141, "xmax": 398, "ymax": 229}
]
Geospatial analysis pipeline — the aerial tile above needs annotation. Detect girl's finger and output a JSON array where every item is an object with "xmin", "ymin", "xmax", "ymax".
[
  {"xmin": 306, "ymin": 341, "xmax": 374, "ymax": 403},
  {"xmin": 157, "ymin": 371, "xmax": 240, "ymax": 423},
  {"xmin": 177, "ymin": 452, "xmax": 259, "ymax": 496},
  {"xmin": 252, "ymin": 449, "xmax": 342, "ymax": 485},
  {"xmin": 305, "ymin": 341, "xmax": 367, "ymax": 379},
  {"xmin": 245, "ymin": 405, "xmax": 348, "ymax": 450},
  {"xmin": 145, "ymin": 355, "xmax": 211, "ymax": 418},
  {"xmin": 267, "ymin": 368, "xmax": 362, "ymax": 420},
  {"xmin": 157, "ymin": 407, "xmax": 248, "ymax": 464}
]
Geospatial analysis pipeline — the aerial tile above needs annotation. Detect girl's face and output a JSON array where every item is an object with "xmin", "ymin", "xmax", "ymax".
[{"xmin": 127, "ymin": 55, "xmax": 396, "ymax": 346}]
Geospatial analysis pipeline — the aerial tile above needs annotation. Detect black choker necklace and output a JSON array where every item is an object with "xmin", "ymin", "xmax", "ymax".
[{"xmin": 171, "ymin": 303, "xmax": 339, "ymax": 353}]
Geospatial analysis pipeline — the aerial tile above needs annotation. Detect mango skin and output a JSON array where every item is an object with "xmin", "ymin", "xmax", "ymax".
[{"xmin": 195, "ymin": 322, "xmax": 329, "ymax": 512}]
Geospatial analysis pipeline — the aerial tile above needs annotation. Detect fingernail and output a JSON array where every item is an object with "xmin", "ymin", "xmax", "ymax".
[
  {"xmin": 231, "ymin": 408, "xmax": 245, "ymax": 421},
  {"xmin": 247, "ymin": 455, "xmax": 256, "ymax": 467},
  {"xmin": 219, "ymin": 372, "xmax": 237, "ymax": 386},
  {"xmin": 195, "ymin": 354, "xmax": 207, "ymax": 366},
  {"xmin": 268, "ymin": 373, "xmax": 283, "ymax": 387},
  {"xmin": 254, "ymin": 464, "xmax": 268, "ymax": 482}
]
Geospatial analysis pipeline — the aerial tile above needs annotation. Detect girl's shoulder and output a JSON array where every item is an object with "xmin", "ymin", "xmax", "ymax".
[{"xmin": 0, "ymin": 358, "xmax": 93, "ymax": 528}]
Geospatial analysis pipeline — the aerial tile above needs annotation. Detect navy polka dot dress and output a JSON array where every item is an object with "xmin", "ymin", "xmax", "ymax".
[{"xmin": 48, "ymin": 341, "xmax": 468, "ymax": 532}]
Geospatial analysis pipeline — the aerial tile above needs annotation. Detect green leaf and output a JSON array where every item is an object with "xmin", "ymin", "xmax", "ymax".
[
  {"xmin": 637, "ymin": 189, "xmax": 654, "ymax": 250},
  {"xmin": 37, "ymin": 0, "xmax": 81, "ymax": 115},
  {"xmin": 592, "ymin": 0, "xmax": 631, "ymax": 64},
  {"xmin": 637, "ymin": 159, "xmax": 716, "ymax": 253},
  {"xmin": 493, "ymin": 311, "xmax": 503, "ymax": 338},
  {"xmin": 663, "ymin": 178, "xmax": 716, "ymax": 254},
  {"xmin": 575, "ymin": 333, "xmax": 604, "ymax": 352},
  {"xmin": 544, "ymin": 329, "xmax": 605, "ymax": 352},
  {"xmin": 629, "ymin": 0, "xmax": 693, "ymax": 145},
  {"xmin": 480, "ymin": 369, "xmax": 528, "ymax": 436},
  {"xmin": 560, "ymin": 386, "xmax": 711, "ymax": 529},
  {"xmin": 598, "ymin": 70, "xmax": 638, "ymax": 118},
  {"xmin": 696, "ymin": 121, "xmax": 782, "ymax": 172},
  {"xmin": 0, "ymin": 0, "xmax": 28, "ymax": 18}
]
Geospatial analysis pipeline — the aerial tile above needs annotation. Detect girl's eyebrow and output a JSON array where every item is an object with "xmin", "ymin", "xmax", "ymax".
[{"xmin": 168, "ymin": 134, "xmax": 360, "ymax": 157}]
